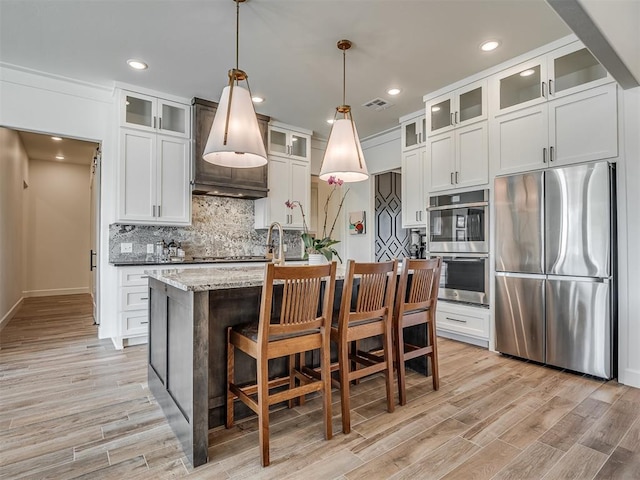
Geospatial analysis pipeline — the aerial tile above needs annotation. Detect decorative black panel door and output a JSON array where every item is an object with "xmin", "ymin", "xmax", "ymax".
[{"xmin": 375, "ymin": 172, "xmax": 410, "ymax": 261}]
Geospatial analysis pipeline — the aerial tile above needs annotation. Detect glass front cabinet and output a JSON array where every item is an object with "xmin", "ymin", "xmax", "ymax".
[
  {"xmin": 493, "ymin": 43, "xmax": 611, "ymax": 116},
  {"xmin": 425, "ymin": 79, "xmax": 487, "ymax": 136},
  {"xmin": 120, "ymin": 90, "xmax": 190, "ymax": 138},
  {"xmin": 401, "ymin": 115, "xmax": 427, "ymax": 151}
]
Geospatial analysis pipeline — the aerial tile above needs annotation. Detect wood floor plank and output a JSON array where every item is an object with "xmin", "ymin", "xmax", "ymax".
[
  {"xmin": 492, "ymin": 441, "xmax": 565, "ymax": 480},
  {"xmin": 499, "ymin": 395, "xmax": 577, "ymax": 450},
  {"xmin": 542, "ymin": 443, "xmax": 608, "ymax": 480},
  {"xmin": 579, "ymin": 398, "xmax": 640, "ymax": 455},
  {"xmin": 593, "ymin": 446, "xmax": 640, "ymax": 479},
  {"xmin": 387, "ymin": 435, "xmax": 480, "ymax": 480},
  {"xmin": 345, "ymin": 418, "xmax": 470, "ymax": 479},
  {"xmin": 438, "ymin": 439, "xmax": 521, "ymax": 480}
]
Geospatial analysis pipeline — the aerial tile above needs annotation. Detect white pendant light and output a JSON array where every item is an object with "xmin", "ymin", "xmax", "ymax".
[
  {"xmin": 202, "ymin": 0, "xmax": 267, "ymax": 168},
  {"xmin": 319, "ymin": 39, "xmax": 369, "ymax": 183}
]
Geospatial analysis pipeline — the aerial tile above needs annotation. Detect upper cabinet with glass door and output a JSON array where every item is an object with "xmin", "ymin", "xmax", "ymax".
[
  {"xmin": 268, "ymin": 122, "xmax": 311, "ymax": 161},
  {"xmin": 120, "ymin": 90, "xmax": 190, "ymax": 139},
  {"xmin": 493, "ymin": 43, "xmax": 611, "ymax": 116},
  {"xmin": 425, "ymin": 79, "xmax": 487, "ymax": 136},
  {"xmin": 401, "ymin": 114, "xmax": 426, "ymax": 151}
]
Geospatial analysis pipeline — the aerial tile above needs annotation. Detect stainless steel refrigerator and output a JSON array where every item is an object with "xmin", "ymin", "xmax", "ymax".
[{"xmin": 494, "ymin": 161, "xmax": 615, "ymax": 379}]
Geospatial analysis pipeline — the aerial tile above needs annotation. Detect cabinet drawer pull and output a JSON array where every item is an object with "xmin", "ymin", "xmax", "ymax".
[
  {"xmin": 141, "ymin": 321, "xmax": 149, "ymax": 325},
  {"xmin": 140, "ymin": 297, "xmax": 148, "ymax": 300},
  {"xmin": 446, "ymin": 317, "xmax": 467, "ymax": 324},
  {"xmin": 543, "ymin": 147, "xmax": 547, "ymax": 163},
  {"xmin": 141, "ymin": 275, "xmax": 149, "ymax": 278}
]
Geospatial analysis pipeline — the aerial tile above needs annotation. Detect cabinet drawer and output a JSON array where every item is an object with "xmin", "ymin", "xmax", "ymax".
[
  {"xmin": 121, "ymin": 310, "xmax": 149, "ymax": 336},
  {"xmin": 120, "ymin": 286, "xmax": 149, "ymax": 311},
  {"xmin": 436, "ymin": 307, "xmax": 489, "ymax": 339},
  {"xmin": 119, "ymin": 268, "xmax": 150, "ymax": 287}
]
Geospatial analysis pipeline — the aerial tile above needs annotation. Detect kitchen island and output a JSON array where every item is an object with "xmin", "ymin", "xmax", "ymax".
[
  {"xmin": 145, "ymin": 264, "xmax": 342, "ymax": 467},
  {"xmin": 146, "ymin": 262, "xmax": 429, "ymax": 468}
]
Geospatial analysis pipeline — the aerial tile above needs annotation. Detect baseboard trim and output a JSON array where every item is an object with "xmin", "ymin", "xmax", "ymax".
[
  {"xmin": 23, "ymin": 287, "xmax": 90, "ymax": 298},
  {"xmin": 0, "ymin": 297, "xmax": 24, "ymax": 332},
  {"xmin": 619, "ymin": 368, "xmax": 640, "ymax": 389}
]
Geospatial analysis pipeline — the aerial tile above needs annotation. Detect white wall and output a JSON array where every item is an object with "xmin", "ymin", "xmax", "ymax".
[
  {"xmin": 0, "ymin": 65, "xmax": 117, "ymax": 338},
  {"xmin": 24, "ymin": 159, "xmax": 91, "ymax": 296},
  {"xmin": 0, "ymin": 127, "xmax": 28, "ymax": 329}
]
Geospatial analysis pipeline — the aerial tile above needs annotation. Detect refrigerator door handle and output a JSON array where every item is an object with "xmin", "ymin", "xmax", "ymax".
[{"xmin": 547, "ymin": 275, "xmax": 610, "ymax": 284}]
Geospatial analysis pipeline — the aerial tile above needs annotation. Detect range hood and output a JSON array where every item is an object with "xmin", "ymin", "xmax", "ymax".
[{"xmin": 192, "ymin": 97, "xmax": 270, "ymax": 199}]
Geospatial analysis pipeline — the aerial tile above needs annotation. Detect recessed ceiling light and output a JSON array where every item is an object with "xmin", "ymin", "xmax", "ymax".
[
  {"xmin": 387, "ymin": 88, "xmax": 401, "ymax": 96},
  {"xmin": 55, "ymin": 155, "xmax": 65, "ymax": 160},
  {"xmin": 480, "ymin": 40, "xmax": 500, "ymax": 52},
  {"xmin": 327, "ymin": 119, "xmax": 335, "ymax": 124},
  {"xmin": 431, "ymin": 106, "xmax": 441, "ymax": 112},
  {"xmin": 251, "ymin": 96, "xmax": 264, "ymax": 103},
  {"xmin": 520, "ymin": 69, "xmax": 535, "ymax": 77},
  {"xmin": 127, "ymin": 59, "xmax": 148, "ymax": 70},
  {"xmin": 51, "ymin": 136, "xmax": 62, "ymax": 141}
]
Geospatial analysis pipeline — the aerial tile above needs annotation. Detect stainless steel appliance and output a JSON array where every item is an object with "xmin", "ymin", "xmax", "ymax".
[
  {"xmin": 428, "ymin": 189, "xmax": 488, "ymax": 253},
  {"xmin": 438, "ymin": 254, "xmax": 489, "ymax": 306},
  {"xmin": 494, "ymin": 162, "xmax": 615, "ymax": 378}
]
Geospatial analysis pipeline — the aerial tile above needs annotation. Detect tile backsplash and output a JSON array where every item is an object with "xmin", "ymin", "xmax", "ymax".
[{"xmin": 109, "ymin": 195, "xmax": 303, "ymax": 262}]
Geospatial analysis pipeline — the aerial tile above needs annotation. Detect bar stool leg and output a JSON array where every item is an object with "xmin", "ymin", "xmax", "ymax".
[
  {"xmin": 429, "ymin": 318, "xmax": 440, "ymax": 391},
  {"xmin": 383, "ymin": 323, "xmax": 395, "ymax": 413},
  {"xmin": 226, "ymin": 327, "xmax": 235, "ymax": 428},
  {"xmin": 395, "ymin": 318, "xmax": 408, "ymax": 406},
  {"xmin": 257, "ymin": 356, "xmax": 270, "ymax": 467},
  {"xmin": 339, "ymin": 336, "xmax": 351, "ymax": 434}
]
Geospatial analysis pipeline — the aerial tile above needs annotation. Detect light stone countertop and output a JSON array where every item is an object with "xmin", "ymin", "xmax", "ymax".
[{"xmin": 145, "ymin": 264, "xmax": 347, "ymax": 292}]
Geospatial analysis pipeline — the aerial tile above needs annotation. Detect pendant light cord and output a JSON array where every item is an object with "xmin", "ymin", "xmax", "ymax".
[
  {"xmin": 342, "ymin": 46, "xmax": 346, "ymax": 106},
  {"xmin": 235, "ymin": 0, "xmax": 240, "ymax": 76}
]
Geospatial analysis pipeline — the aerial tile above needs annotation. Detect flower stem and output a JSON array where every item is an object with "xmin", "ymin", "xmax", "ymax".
[{"xmin": 328, "ymin": 188, "xmax": 349, "ymax": 239}]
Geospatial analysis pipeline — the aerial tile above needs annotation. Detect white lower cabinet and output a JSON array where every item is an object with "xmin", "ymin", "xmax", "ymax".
[
  {"xmin": 436, "ymin": 301, "xmax": 490, "ymax": 347},
  {"xmin": 117, "ymin": 266, "xmax": 150, "ymax": 344},
  {"xmin": 493, "ymin": 82, "xmax": 618, "ymax": 175}
]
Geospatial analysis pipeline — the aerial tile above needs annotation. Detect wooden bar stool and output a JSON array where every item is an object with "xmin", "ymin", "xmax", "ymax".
[
  {"xmin": 393, "ymin": 257, "xmax": 442, "ymax": 405},
  {"xmin": 226, "ymin": 262, "xmax": 337, "ymax": 467},
  {"xmin": 330, "ymin": 259, "xmax": 398, "ymax": 434}
]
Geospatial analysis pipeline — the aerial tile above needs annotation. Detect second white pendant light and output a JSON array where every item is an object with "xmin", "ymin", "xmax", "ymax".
[{"xmin": 319, "ymin": 39, "xmax": 369, "ymax": 183}]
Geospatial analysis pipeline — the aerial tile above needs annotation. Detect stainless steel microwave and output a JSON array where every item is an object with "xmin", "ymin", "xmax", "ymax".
[{"xmin": 427, "ymin": 189, "xmax": 489, "ymax": 253}]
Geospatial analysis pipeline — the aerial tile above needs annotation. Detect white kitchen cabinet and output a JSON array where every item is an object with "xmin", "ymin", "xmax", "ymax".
[
  {"xmin": 426, "ymin": 79, "xmax": 487, "ymax": 135},
  {"xmin": 254, "ymin": 155, "xmax": 310, "ymax": 230},
  {"xmin": 120, "ymin": 90, "xmax": 190, "ymax": 138},
  {"xmin": 401, "ymin": 114, "xmax": 427, "ymax": 151},
  {"xmin": 493, "ymin": 82, "xmax": 618, "ymax": 174},
  {"xmin": 401, "ymin": 147, "xmax": 426, "ymax": 228},
  {"xmin": 268, "ymin": 123, "xmax": 311, "ymax": 161},
  {"xmin": 436, "ymin": 301, "xmax": 490, "ymax": 347},
  {"xmin": 426, "ymin": 121, "xmax": 488, "ymax": 192},
  {"xmin": 492, "ymin": 43, "xmax": 612, "ymax": 117},
  {"xmin": 117, "ymin": 266, "xmax": 150, "ymax": 344},
  {"xmin": 118, "ymin": 129, "xmax": 191, "ymax": 225}
]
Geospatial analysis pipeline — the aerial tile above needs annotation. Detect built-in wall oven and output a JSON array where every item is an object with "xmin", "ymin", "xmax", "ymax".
[
  {"xmin": 435, "ymin": 254, "xmax": 489, "ymax": 306},
  {"xmin": 428, "ymin": 189, "xmax": 489, "ymax": 307}
]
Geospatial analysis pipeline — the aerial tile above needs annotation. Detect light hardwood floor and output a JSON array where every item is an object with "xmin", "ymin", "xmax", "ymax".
[{"xmin": 1, "ymin": 294, "xmax": 639, "ymax": 479}]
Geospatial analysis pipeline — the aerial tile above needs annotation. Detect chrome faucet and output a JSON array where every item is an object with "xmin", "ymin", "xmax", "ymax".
[{"xmin": 266, "ymin": 222, "xmax": 285, "ymax": 266}]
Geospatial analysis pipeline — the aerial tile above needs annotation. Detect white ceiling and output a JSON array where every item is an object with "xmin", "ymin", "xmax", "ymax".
[
  {"xmin": 0, "ymin": 0, "xmax": 572, "ymax": 139},
  {"xmin": 17, "ymin": 131, "xmax": 99, "ymax": 166}
]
